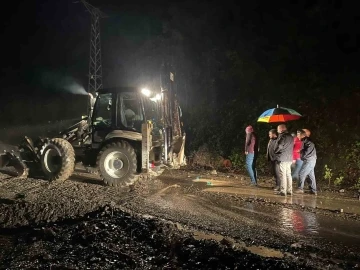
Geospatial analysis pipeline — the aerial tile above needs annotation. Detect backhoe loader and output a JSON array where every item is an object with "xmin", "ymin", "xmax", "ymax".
[{"xmin": 0, "ymin": 86, "xmax": 186, "ymax": 187}]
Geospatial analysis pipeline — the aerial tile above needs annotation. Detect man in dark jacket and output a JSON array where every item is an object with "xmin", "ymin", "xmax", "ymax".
[
  {"xmin": 295, "ymin": 129, "xmax": 318, "ymax": 195},
  {"xmin": 274, "ymin": 124, "xmax": 294, "ymax": 196},
  {"xmin": 245, "ymin": 125, "xmax": 258, "ymax": 185},
  {"xmin": 267, "ymin": 129, "xmax": 280, "ymax": 190}
]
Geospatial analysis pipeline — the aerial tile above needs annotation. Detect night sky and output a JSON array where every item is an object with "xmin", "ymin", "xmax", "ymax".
[{"xmin": 1, "ymin": 0, "xmax": 360, "ymax": 125}]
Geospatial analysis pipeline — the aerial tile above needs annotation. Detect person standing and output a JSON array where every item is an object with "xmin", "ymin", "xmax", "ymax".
[
  {"xmin": 302, "ymin": 128, "xmax": 311, "ymax": 138},
  {"xmin": 245, "ymin": 125, "xmax": 258, "ymax": 186},
  {"xmin": 291, "ymin": 130, "xmax": 304, "ymax": 183},
  {"xmin": 295, "ymin": 130, "xmax": 318, "ymax": 195},
  {"xmin": 274, "ymin": 124, "xmax": 294, "ymax": 196},
  {"xmin": 301, "ymin": 128, "xmax": 312, "ymax": 190},
  {"xmin": 267, "ymin": 129, "xmax": 280, "ymax": 190}
]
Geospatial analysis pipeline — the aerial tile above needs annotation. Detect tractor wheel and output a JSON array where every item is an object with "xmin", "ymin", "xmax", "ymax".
[
  {"xmin": 97, "ymin": 141, "xmax": 137, "ymax": 187},
  {"xmin": 40, "ymin": 138, "xmax": 75, "ymax": 181}
]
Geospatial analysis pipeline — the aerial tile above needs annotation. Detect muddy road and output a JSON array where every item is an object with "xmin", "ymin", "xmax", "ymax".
[{"xmin": 0, "ymin": 168, "xmax": 359, "ymax": 269}]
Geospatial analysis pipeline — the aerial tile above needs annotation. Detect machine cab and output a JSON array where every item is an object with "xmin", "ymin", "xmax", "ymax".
[{"xmin": 91, "ymin": 87, "xmax": 161, "ymax": 143}]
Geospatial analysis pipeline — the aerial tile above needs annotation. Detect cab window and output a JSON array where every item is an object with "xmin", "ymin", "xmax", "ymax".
[
  {"xmin": 92, "ymin": 93, "xmax": 112, "ymax": 127},
  {"xmin": 118, "ymin": 92, "xmax": 144, "ymax": 131}
]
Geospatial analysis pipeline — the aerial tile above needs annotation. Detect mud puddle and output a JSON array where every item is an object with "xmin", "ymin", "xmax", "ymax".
[
  {"xmin": 160, "ymin": 172, "xmax": 360, "ymax": 215},
  {"xmin": 155, "ymin": 174, "xmax": 360, "ymax": 246},
  {"xmin": 129, "ymin": 179, "xmax": 360, "ymax": 266},
  {"xmin": 229, "ymin": 202, "xmax": 360, "ymax": 246},
  {"xmin": 203, "ymin": 185, "xmax": 360, "ymax": 213}
]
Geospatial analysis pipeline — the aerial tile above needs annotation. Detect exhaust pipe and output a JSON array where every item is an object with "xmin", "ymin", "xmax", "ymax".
[{"xmin": 88, "ymin": 92, "xmax": 97, "ymax": 120}]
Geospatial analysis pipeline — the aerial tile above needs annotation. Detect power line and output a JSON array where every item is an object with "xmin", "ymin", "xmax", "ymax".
[{"xmin": 77, "ymin": 0, "xmax": 107, "ymax": 94}]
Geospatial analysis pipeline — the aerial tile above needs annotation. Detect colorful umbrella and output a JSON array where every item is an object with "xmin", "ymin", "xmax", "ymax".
[{"xmin": 257, "ymin": 105, "xmax": 302, "ymax": 123}]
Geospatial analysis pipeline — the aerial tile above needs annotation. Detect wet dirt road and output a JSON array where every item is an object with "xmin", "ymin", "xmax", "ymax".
[
  {"xmin": 0, "ymin": 168, "xmax": 360, "ymax": 269},
  {"xmin": 202, "ymin": 183, "xmax": 360, "ymax": 215},
  {"xmin": 126, "ymin": 170, "xmax": 360, "ymax": 268}
]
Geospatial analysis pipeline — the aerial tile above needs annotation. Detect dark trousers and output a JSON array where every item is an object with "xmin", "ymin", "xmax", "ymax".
[{"xmin": 270, "ymin": 160, "xmax": 280, "ymax": 187}]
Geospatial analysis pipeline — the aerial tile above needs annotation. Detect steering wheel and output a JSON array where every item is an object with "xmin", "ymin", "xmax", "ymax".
[
  {"xmin": 101, "ymin": 119, "xmax": 111, "ymax": 126},
  {"xmin": 94, "ymin": 117, "xmax": 110, "ymax": 126}
]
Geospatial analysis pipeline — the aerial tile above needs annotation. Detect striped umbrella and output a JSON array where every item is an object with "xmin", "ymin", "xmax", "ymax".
[{"xmin": 257, "ymin": 105, "xmax": 302, "ymax": 123}]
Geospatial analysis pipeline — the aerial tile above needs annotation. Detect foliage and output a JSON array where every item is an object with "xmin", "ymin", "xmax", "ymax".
[
  {"xmin": 334, "ymin": 176, "xmax": 344, "ymax": 187},
  {"xmin": 229, "ymin": 151, "xmax": 242, "ymax": 169},
  {"xmin": 256, "ymin": 155, "xmax": 270, "ymax": 176},
  {"xmin": 229, "ymin": 149, "xmax": 245, "ymax": 172},
  {"xmin": 226, "ymin": 149, "xmax": 270, "ymax": 176},
  {"xmin": 354, "ymin": 179, "xmax": 360, "ymax": 190},
  {"xmin": 344, "ymin": 141, "xmax": 360, "ymax": 180},
  {"xmin": 190, "ymin": 144, "xmax": 224, "ymax": 169},
  {"xmin": 323, "ymin": 165, "xmax": 333, "ymax": 186}
]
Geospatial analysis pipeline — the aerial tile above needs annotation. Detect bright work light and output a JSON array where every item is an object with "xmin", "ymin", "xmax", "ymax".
[
  {"xmin": 150, "ymin": 93, "xmax": 161, "ymax": 102},
  {"xmin": 141, "ymin": 88, "xmax": 151, "ymax": 97}
]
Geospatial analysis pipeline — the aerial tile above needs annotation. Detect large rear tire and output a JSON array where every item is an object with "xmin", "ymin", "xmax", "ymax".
[
  {"xmin": 97, "ymin": 141, "xmax": 137, "ymax": 187},
  {"xmin": 40, "ymin": 138, "xmax": 75, "ymax": 181}
]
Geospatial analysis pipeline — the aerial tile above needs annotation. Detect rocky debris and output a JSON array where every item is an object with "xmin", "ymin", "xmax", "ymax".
[
  {"xmin": 291, "ymin": 242, "xmax": 303, "ymax": 249},
  {"xmin": 284, "ymin": 252, "xmax": 298, "ymax": 260},
  {"xmin": 189, "ymin": 145, "xmax": 225, "ymax": 170},
  {"xmin": 42, "ymin": 227, "xmax": 57, "ymax": 241},
  {"xmin": 0, "ymin": 206, "xmax": 308, "ymax": 269},
  {"xmin": 0, "ymin": 172, "xmax": 132, "ymax": 228}
]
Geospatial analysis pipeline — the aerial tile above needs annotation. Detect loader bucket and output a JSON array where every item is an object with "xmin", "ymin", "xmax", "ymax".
[
  {"xmin": 0, "ymin": 142, "xmax": 29, "ymax": 178},
  {"xmin": 11, "ymin": 158, "xmax": 29, "ymax": 178},
  {"xmin": 0, "ymin": 154, "xmax": 10, "ymax": 168}
]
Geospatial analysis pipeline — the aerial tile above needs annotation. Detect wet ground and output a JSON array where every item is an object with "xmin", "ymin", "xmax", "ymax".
[
  {"xmin": 127, "ymin": 170, "xmax": 360, "ymax": 267},
  {"xmin": 0, "ymin": 168, "xmax": 359, "ymax": 269},
  {"xmin": 0, "ymin": 207, "xmax": 310, "ymax": 269},
  {"xmin": 201, "ymin": 181, "xmax": 360, "ymax": 215}
]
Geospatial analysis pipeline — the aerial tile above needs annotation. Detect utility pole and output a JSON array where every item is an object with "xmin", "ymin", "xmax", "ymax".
[{"xmin": 79, "ymin": 0, "xmax": 107, "ymax": 95}]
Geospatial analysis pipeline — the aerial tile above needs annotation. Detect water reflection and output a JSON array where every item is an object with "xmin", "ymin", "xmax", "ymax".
[
  {"xmin": 280, "ymin": 207, "xmax": 319, "ymax": 234},
  {"xmin": 240, "ymin": 199, "xmax": 360, "ymax": 245},
  {"xmin": 291, "ymin": 195, "xmax": 317, "ymax": 208}
]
